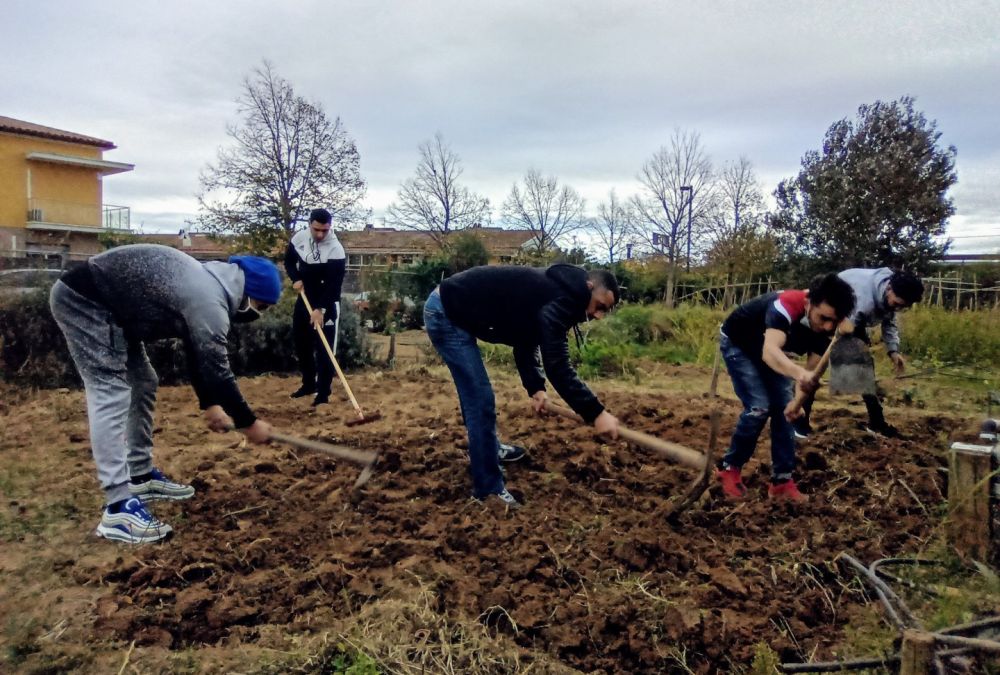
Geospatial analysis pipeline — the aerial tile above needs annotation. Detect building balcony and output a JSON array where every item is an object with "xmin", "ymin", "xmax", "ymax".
[{"xmin": 26, "ymin": 198, "xmax": 130, "ymax": 233}]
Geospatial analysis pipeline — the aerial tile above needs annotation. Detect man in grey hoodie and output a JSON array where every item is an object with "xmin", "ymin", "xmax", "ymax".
[
  {"xmin": 50, "ymin": 244, "xmax": 280, "ymax": 544},
  {"xmin": 793, "ymin": 268, "xmax": 924, "ymax": 439}
]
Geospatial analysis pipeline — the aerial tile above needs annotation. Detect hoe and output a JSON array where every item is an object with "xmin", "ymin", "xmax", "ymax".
[
  {"xmin": 541, "ymin": 400, "xmax": 714, "ymax": 518},
  {"xmin": 300, "ymin": 291, "xmax": 382, "ymax": 427}
]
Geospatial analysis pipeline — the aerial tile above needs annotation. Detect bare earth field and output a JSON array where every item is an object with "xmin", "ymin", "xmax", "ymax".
[{"xmin": 0, "ymin": 363, "xmax": 979, "ymax": 673}]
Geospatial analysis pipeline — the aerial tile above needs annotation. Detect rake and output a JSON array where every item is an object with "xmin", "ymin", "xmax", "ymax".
[{"xmin": 300, "ymin": 291, "xmax": 382, "ymax": 426}]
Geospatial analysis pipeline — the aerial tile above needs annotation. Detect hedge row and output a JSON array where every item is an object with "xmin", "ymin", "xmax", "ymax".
[{"xmin": 0, "ymin": 286, "xmax": 370, "ymax": 389}]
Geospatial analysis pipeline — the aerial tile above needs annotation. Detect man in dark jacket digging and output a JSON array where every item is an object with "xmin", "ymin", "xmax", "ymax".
[
  {"xmin": 50, "ymin": 244, "xmax": 279, "ymax": 544},
  {"xmin": 424, "ymin": 264, "xmax": 621, "ymax": 507}
]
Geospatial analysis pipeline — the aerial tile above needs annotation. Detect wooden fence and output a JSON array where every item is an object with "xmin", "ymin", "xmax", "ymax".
[{"xmin": 673, "ymin": 275, "xmax": 1000, "ymax": 311}]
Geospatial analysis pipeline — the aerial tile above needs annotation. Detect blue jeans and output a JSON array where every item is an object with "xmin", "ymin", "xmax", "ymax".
[
  {"xmin": 720, "ymin": 334, "xmax": 796, "ymax": 480},
  {"xmin": 423, "ymin": 289, "xmax": 505, "ymax": 498}
]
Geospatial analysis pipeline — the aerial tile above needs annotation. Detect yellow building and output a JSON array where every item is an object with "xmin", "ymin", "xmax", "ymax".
[{"xmin": 0, "ymin": 115, "xmax": 133, "ymax": 265}]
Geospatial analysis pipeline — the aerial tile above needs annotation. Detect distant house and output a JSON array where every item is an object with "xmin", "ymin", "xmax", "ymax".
[
  {"xmin": 138, "ymin": 229, "xmax": 230, "ymax": 260},
  {"xmin": 134, "ymin": 224, "xmax": 544, "ymax": 268},
  {"xmin": 338, "ymin": 225, "xmax": 541, "ymax": 269},
  {"xmin": 0, "ymin": 115, "xmax": 133, "ymax": 265}
]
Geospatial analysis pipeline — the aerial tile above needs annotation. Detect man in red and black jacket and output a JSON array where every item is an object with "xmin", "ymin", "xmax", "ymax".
[
  {"xmin": 716, "ymin": 273, "xmax": 855, "ymax": 503},
  {"xmin": 424, "ymin": 264, "xmax": 621, "ymax": 507}
]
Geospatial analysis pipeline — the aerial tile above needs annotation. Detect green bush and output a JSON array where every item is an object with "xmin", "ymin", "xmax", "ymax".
[
  {"xmin": 897, "ymin": 305, "xmax": 1000, "ymax": 367},
  {"xmin": 571, "ymin": 303, "xmax": 724, "ymax": 377},
  {"xmin": 0, "ymin": 283, "xmax": 370, "ymax": 389}
]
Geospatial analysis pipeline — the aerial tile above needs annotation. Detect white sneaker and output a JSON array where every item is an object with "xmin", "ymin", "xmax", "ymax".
[{"xmin": 96, "ymin": 498, "xmax": 172, "ymax": 544}]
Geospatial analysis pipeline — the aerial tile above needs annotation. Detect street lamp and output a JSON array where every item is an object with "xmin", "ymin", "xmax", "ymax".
[{"xmin": 679, "ymin": 185, "xmax": 693, "ymax": 271}]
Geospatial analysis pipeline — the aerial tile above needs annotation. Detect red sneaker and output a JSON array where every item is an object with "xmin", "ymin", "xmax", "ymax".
[
  {"xmin": 768, "ymin": 479, "xmax": 808, "ymax": 503},
  {"xmin": 715, "ymin": 467, "xmax": 747, "ymax": 500}
]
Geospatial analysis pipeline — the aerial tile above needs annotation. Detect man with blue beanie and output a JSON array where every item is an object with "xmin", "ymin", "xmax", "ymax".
[{"xmin": 50, "ymin": 244, "xmax": 280, "ymax": 544}]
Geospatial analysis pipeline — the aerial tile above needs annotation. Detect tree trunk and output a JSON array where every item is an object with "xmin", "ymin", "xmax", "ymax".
[{"xmin": 664, "ymin": 259, "xmax": 676, "ymax": 308}]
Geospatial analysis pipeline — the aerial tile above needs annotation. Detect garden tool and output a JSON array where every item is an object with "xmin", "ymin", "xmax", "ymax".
[
  {"xmin": 300, "ymin": 291, "xmax": 382, "ymax": 426},
  {"xmin": 829, "ymin": 336, "xmax": 878, "ymax": 396},
  {"xmin": 784, "ymin": 318, "xmax": 854, "ymax": 421},
  {"xmin": 541, "ymin": 400, "xmax": 713, "ymax": 519},
  {"xmin": 230, "ymin": 426, "xmax": 379, "ymax": 488},
  {"xmin": 542, "ymin": 401, "xmax": 706, "ymax": 470}
]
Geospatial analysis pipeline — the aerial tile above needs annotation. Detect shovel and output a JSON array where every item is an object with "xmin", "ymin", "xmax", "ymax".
[{"xmin": 829, "ymin": 336, "xmax": 877, "ymax": 396}]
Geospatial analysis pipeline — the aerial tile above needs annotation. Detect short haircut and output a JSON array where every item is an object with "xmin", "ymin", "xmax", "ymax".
[
  {"xmin": 808, "ymin": 273, "xmax": 856, "ymax": 319},
  {"xmin": 309, "ymin": 208, "xmax": 332, "ymax": 225},
  {"xmin": 889, "ymin": 270, "xmax": 924, "ymax": 305},
  {"xmin": 588, "ymin": 269, "xmax": 621, "ymax": 306}
]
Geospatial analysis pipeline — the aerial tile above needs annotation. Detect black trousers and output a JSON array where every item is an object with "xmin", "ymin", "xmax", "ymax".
[{"xmin": 292, "ymin": 298, "xmax": 339, "ymax": 395}]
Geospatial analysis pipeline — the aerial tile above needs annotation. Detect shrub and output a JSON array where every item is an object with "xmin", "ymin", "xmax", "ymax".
[
  {"xmin": 0, "ymin": 283, "xmax": 370, "ymax": 389},
  {"xmin": 897, "ymin": 305, "xmax": 999, "ymax": 367}
]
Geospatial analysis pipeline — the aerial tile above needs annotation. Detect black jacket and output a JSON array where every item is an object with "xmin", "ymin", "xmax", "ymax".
[{"xmin": 439, "ymin": 264, "xmax": 604, "ymax": 423}]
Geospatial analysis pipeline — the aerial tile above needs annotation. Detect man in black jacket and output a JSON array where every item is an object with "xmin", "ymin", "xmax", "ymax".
[
  {"xmin": 284, "ymin": 208, "xmax": 347, "ymax": 406},
  {"xmin": 423, "ymin": 264, "xmax": 621, "ymax": 507}
]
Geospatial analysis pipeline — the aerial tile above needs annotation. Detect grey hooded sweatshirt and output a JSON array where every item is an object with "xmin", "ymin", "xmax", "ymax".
[
  {"xmin": 837, "ymin": 267, "xmax": 901, "ymax": 353},
  {"xmin": 61, "ymin": 244, "xmax": 257, "ymax": 427}
]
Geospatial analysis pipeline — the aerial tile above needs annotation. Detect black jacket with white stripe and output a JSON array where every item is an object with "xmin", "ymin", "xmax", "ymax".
[{"xmin": 283, "ymin": 229, "xmax": 347, "ymax": 317}]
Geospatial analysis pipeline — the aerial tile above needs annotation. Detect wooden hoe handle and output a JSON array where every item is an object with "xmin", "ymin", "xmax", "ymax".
[
  {"xmin": 785, "ymin": 318, "xmax": 854, "ymax": 419},
  {"xmin": 299, "ymin": 291, "xmax": 365, "ymax": 418},
  {"xmin": 543, "ymin": 401, "xmax": 706, "ymax": 470},
  {"xmin": 270, "ymin": 430, "xmax": 377, "ymax": 467}
]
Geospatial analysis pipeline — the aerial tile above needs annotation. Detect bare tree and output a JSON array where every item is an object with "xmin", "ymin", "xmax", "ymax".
[
  {"xmin": 630, "ymin": 129, "xmax": 713, "ymax": 306},
  {"xmin": 196, "ymin": 61, "xmax": 366, "ymax": 253},
  {"xmin": 704, "ymin": 157, "xmax": 777, "ymax": 299},
  {"xmin": 384, "ymin": 133, "xmax": 491, "ymax": 247},
  {"xmin": 501, "ymin": 169, "xmax": 585, "ymax": 254},
  {"xmin": 588, "ymin": 189, "xmax": 639, "ymax": 263}
]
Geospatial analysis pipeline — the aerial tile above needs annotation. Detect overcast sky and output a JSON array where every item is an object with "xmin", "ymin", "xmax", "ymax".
[{"xmin": 3, "ymin": 0, "xmax": 997, "ymax": 252}]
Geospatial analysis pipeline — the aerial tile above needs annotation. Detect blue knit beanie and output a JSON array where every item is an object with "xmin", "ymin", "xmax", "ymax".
[{"xmin": 229, "ymin": 256, "xmax": 282, "ymax": 305}]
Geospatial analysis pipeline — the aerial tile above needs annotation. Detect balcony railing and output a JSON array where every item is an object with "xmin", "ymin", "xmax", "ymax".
[
  {"xmin": 103, "ymin": 204, "xmax": 130, "ymax": 230},
  {"xmin": 26, "ymin": 198, "xmax": 130, "ymax": 231}
]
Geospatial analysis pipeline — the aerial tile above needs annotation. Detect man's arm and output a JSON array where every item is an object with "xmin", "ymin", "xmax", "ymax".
[
  {"xmin": 184, "ymin": 303, "xmax": 257, "ymax": 430},
  {"xmin": 537, "ymin": 300, "xmax": 604, "ymax": 423},
  {"xmin": 321, "ymin": 258, "xmax": 347, "ymax": 318},
  {"xmin": 762, "ymin": 328, "xmax": 818, "ymax": 392},
  {"xmin": 882, "ymin": 312, "xmax": 905, "ymax": 373},
  {"xmin": 283, "ymin": 240, "xmax": 301, "ymax": 283},
  {"xmin": 513, "ymin": 344, "xmax": 546, "ymax": 397}
]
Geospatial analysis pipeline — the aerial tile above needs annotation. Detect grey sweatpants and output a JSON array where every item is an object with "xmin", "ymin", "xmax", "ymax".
[{"xmin": 50, "ymin": 280, "xmax": 157, "ymax": 504}]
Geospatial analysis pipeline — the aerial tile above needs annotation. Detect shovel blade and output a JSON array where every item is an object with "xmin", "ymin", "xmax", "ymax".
[{"xmin": 829, "ymin": 337, "xmax": 877, "ymax": 395}]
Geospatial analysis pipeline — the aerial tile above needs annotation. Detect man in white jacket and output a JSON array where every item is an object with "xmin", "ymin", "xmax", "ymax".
[{"xmin": 793, "ymin": 268, "xmax": 924, "ymax": 439}]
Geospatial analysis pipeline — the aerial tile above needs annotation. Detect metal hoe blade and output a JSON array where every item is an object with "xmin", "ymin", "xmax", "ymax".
[{"xmin": 829, "ymin": 336, "xmax": 877, "ymax": 395}]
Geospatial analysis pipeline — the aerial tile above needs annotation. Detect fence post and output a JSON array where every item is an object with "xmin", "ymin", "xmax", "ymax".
[
  {"xmin": 899, "ymin": 629, "xmax": 934, "ymax": 675},
  {"xmin": 947, "ymin": 442, "xmax": 994, "ymax": 560}
]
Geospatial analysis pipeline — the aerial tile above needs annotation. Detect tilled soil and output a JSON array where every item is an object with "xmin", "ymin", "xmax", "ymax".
[{"xmin": 10, "ymin": 369, "xmax": 963, "ymax": 672}]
